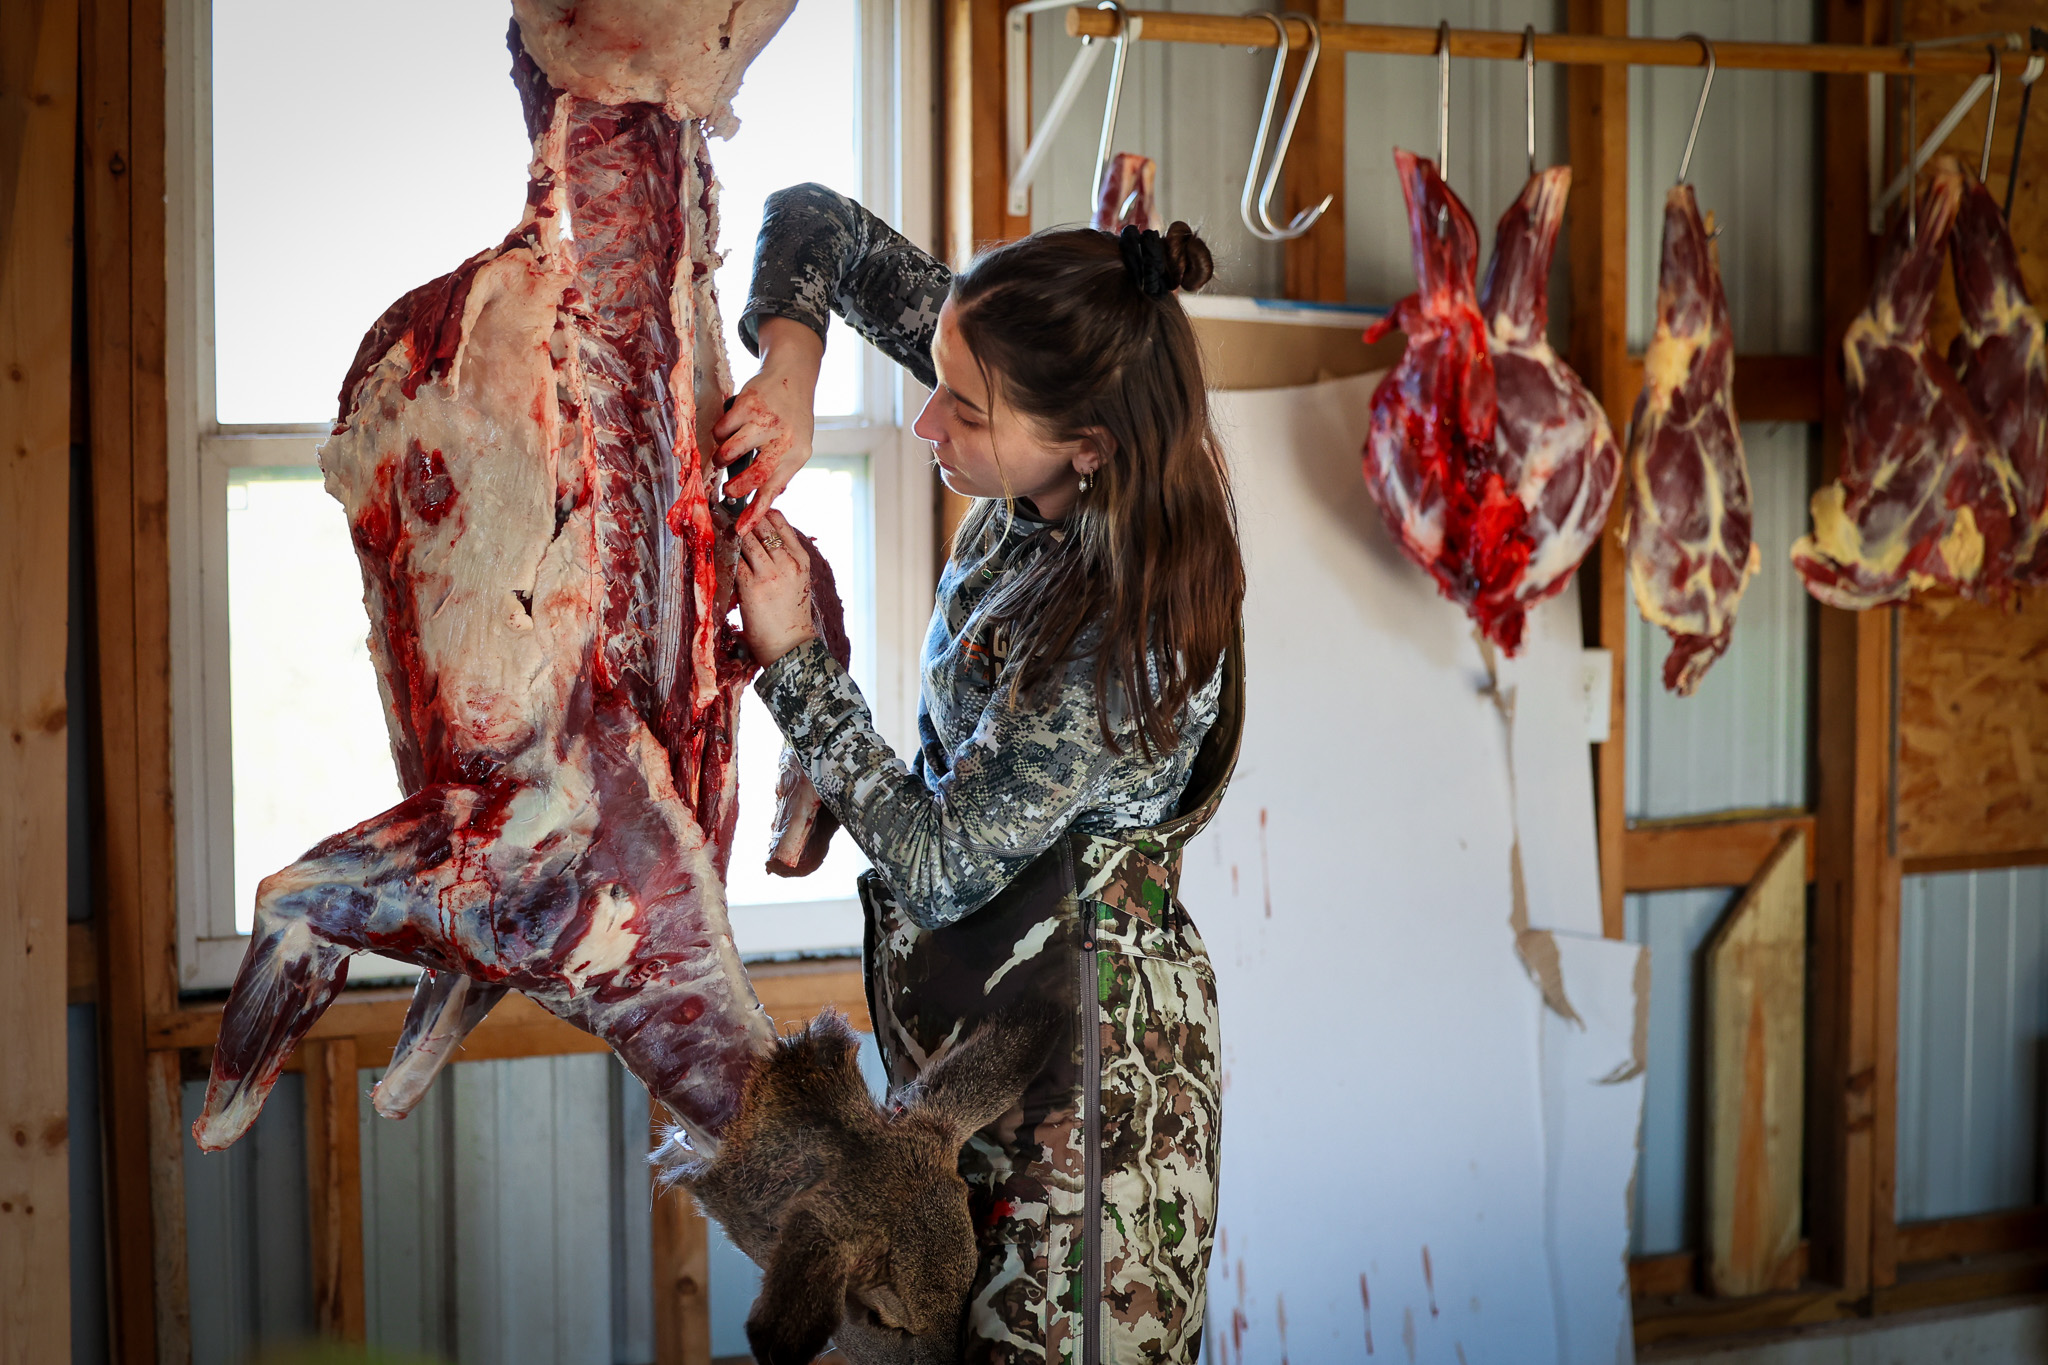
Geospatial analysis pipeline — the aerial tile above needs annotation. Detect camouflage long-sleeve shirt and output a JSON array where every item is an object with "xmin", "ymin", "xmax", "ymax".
[{"xmin": 743, "ymin": 184, "xmax": 1222, "ymax": 929}]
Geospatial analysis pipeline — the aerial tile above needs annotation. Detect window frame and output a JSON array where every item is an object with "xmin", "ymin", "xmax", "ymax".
[{"xmin": 166, "ymin": 0, "xmax": 937, "ymax": 991}]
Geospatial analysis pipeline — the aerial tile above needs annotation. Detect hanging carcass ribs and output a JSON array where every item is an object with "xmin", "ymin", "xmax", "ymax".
[
  {"xmin": 1791, "ymin": 157, "xmax": 2022, "ymax": 608},
  {"xmin": 192, "ymin": 0, "xmax": 819, "ymax": 1153},
  {"xmin": 1361, "ymin": 152, "xmax": 1618, "ymax": 653},
  {"xmin": 1624, "ymin": 185, "xmax": 1758, "ymax": 694}
]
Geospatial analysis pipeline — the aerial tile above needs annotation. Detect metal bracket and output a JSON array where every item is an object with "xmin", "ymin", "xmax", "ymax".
[{"xmin": 1006, "ymin": 1, "xmax": 1140, "ymax": 218}]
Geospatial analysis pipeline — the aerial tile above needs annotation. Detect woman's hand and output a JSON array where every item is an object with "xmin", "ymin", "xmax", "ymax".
[
  {"xmin": 735, "ymin": 510, "xmax": 820, "ymax": 666},
  {"xmin": 715, "ymin": 317, "xmax": 823, "ymax": 531}
]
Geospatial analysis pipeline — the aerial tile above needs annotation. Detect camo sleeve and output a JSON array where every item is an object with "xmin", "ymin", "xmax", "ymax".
[
  {"xmin": 755, "ymin": 637, "xmax": 1130, "ymax": 930},
  {"xmin": 738, "ymin": 183, "xmax": 952, "ymax": 390}
]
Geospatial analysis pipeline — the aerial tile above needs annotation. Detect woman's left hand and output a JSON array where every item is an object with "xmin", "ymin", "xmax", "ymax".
[{"xmin": 735, "ymin": 510, "xmax": 820, "ymax": 666}]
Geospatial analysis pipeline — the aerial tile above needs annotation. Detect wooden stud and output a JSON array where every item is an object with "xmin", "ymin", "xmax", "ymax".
[
  {"xmin": 1628, "ymin": 1253, "xmax": 1697, "ymax": 1299},
  {"xmin": 1810, "ymin": 0, "xmax": 1887, "ymax": 1298},
  {"xmin": 651, "ymin": 1110, "xmax": 712, "ymax": 1365},
  {"xmin": 144, "ymin": 1051, "xmax": 190, "ymax": 1364},
  {"xmin": 1280, "ymin": 0, "xmax": 1346, "ymax": 304},
  {"xmin": 1565, "ymin": 0, "xmax": 1630, "ymax": 942},
  {"xmin": 1623, "ymin": 815, "xmax": 1817, "ymax": 893},
  {"xmin": 1705, "ymin": 832, "xmax": 1808, "ymax": 1298},
  {"xmin": 0, "ymin": 2, "xmax": 79, "ymax": 1360},
  {"xmin": 303, "ymin": 1039, "xmax": 367, "ymax": 1342}
]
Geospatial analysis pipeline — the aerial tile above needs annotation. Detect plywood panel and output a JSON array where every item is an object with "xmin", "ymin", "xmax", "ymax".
[
  {"xmin": 0, "ymin": 1, "xmax": 77, "ymax": 1360},
  {"xmin": 1897, "ymin": 592, "xmax": 2048, "ymax": 862},
  {"xmin": 1705, "ymin": 831, "xmax": 1807, "ymax": 1296}
]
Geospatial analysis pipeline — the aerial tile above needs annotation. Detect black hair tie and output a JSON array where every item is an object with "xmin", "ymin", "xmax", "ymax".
[{"xmin": 1118, "ymin": 225, "xmax": 1176, "ymax": 298}]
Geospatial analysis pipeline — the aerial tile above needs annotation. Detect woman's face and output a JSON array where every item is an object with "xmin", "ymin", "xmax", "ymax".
[{"xmin": 913, "ymin": 298, "xmax": 1102, "ymax": 521}]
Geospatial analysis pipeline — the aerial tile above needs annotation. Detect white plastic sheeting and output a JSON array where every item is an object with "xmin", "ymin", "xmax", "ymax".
[{"xmin": 1194, "ymin": 373, "xmax": 1645, "ymax": 1364}]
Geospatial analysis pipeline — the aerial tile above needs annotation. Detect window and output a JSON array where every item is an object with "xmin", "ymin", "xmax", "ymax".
[{"xmin": 169, "ymin": 0, "xmax": 936, "ymax": 989}]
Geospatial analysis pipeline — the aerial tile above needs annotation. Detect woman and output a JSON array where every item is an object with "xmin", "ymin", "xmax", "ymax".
[{"xmin": 720, "ymin": 183, "xmax": 1244, "ymax": 1365}]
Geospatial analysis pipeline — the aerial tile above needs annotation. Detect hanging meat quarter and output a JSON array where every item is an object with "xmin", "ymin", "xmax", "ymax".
[{"xmin": 1791, "ymin": 157, "xmax": 2024, "ymax": 607}]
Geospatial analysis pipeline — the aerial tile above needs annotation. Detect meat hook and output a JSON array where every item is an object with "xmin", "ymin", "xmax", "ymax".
[
  {"xmin": 1238, "ymin": 11, "xmax": 1334, "ymax": 242},
  {"xmin": 2003, "ymin": 27, "xmax": 2046, "ymax": 220},
  {"xmin": 1523, "ymin": 26, "xmax": 1539, "ymax": 179},
  {"xmin": 1437, "ymin": 21, "xmax": 1453, "ymax": 185},
  {"xmin": 1674, "ymin": 33, "xmax": 1715, "ymax": 185},
  {"xmin": 1091, "ymin": 1, "xmax": 1141, "ymax": 207},
  {"xmin": 1980, "ymin": 43, "xmax": 2003, "ymax": 184}
]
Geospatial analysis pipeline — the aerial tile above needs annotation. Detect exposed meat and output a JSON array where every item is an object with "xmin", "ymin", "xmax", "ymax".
[
  {"xmin": 766, "ymin": 528, "xmax": 851, "ymax": 878},
  {"xmin": 1092, "ymin": 151, "xmax": 1157, "ymax": 233},
  {"xmin": 1476, "ymin": 166, "xmax": 1622, "ymax": 646},
  {"xmin": 1624, "ymin": 185, "xmax": 1758, "ymax": 694},
  {"xmin": 1361, "ymin": 154, "xmax": 1510, "ymax": 643},
  {"xmin": 1791, "ymin": 159, "xmax": 2019, "ymax": 609},
  {"xmin": 1949, "ymin": 163, "xmax": 2048, "ymax": 581},
  {"xmin": 192, "ymin": 1, "xmax": 812, "ymax": 1155}
]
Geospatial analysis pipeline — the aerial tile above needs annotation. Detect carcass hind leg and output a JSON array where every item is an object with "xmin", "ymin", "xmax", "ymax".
[
  {"xmin": 192, "ymin": 783, "xmax": 505, "ymax": 1151},
  {"xmin": 371, "ymin": 972, "xmax": 510, "ymax": 1119}
]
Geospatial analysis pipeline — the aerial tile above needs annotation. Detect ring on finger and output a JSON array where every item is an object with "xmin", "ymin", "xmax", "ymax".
[{"xmin": 761, "ymin": 533, "xmax": 785, "ymax": 549}]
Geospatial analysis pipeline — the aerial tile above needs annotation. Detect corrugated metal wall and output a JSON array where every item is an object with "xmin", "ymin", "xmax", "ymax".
[
  {"xmin": 1897, "ymin": 867, "xmax": 2048, "ymax": 1224},
  {"xmin": 1625, "ymin": 888, "xmax": 1735, "ymax": 1257}
]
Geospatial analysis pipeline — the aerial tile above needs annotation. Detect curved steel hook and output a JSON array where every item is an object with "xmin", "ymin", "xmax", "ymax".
[
  {"xmin": 1675, "ymin": 33, "xmax": 1715, "ymax": 184},
  {"xmin": 1981, "ymin": 43, "xmax": 2004, "ymax": 182},
  {"xmin": 1907, "ymin": 43, "xmax": 1919, "ymax": 243},
  {"xmin": 1239, "ymin": 12, "xmax": 1334, "ymax": 242},
  {"xmin": 1437, "ymin": 22, "xmax": 1453, "ymax": 183},
  {"xmin": 1523, "ymin": 26, "xmax": 1539, "ymax": 178},
  {"xmin": 1091, "ymin": 1, "xmax": 1136, "ymax": 205}
]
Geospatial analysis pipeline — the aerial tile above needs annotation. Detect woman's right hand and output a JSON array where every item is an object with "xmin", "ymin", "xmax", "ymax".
[{"xmin": 715, "ymin": 316, "xmax": 823, "ymax": 532}]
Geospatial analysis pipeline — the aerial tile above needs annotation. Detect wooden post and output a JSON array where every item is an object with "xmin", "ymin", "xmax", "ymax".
[
  {"xmin": 1566, "ymin": 0, "xmax": 1632, "ymax": 941},
  {"xmin": 1281, "ymin": 0, "xmax": 1347, "ymax": 303},
  {"xmin": 1809, "ymin": 0, "xmax": 1887, "ymax": 1298},
  {"xmin": 651, "ymin": 1112, "xmax": 712, "ymax": 1365},
  {"xmin": 1, "ymin": 2, "xmax": 79, "ymax": 1360},
  {"xmin": 304, "ymin": 1038, "xmax": 367, "ymax": 1342},
  {"xmin": 942, "ymin": 0, "xmax": 1032, "ymax": 269}
]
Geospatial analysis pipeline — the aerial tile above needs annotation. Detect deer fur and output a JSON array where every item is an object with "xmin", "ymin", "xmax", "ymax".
[{"xmin": 658, "ymin": 1005, "xmax": 1061, "ymax": 1365}]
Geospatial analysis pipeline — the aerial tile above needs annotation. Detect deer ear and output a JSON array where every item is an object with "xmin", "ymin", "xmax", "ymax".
[
  {"xmin": 903, "ymin": 1002, "xmax": 1063, "ymax": 1142},
  {"xmin": 746, "ymin": 1204, "xmax": 850, "ymax": 1365},
  {"xmin": 854, "ymin": 1282, "xmax": 914, "ymax": 1330}
]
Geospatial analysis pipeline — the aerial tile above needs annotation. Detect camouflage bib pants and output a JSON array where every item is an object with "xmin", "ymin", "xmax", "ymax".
[{"xmin": 858, "ymin": 688, "xmax": 1238, "ymax": 1365}]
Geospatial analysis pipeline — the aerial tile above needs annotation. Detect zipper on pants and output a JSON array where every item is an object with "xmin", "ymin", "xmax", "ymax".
[{"xmin": 1072, "ymin": 842, "xmax": 1103, "ymax": 1365}]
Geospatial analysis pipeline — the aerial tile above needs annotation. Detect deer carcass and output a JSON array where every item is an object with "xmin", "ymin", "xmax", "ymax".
[{"xmin": 190, "ymin": 6, "xmax": 1029, "ymax": 1361}]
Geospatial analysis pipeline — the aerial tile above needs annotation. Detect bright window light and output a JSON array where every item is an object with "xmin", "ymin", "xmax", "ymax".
[{"xmin": 211, "ymin": 0, "xmax": 861, "ymax": 425}]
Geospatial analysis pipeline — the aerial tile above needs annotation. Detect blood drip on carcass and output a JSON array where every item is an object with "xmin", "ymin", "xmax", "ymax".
[
  {"xmin": 193, "ymin": 0, "xmax": 826, "ymax": 1155},
  {"xmin": 1361, "ymin": 152, "xmax": 1618, "ymax": 654}
]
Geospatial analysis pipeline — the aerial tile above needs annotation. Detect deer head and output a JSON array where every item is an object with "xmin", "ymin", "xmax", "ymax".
[{"xmin": 663, "ymin": 1005, "xmax": 1060, "ymax": 1365}]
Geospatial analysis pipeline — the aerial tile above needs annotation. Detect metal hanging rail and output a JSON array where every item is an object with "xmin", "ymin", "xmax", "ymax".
[{"xmin": 1062, "ymin": 9, "xmax": 2037, "ymax": 79}]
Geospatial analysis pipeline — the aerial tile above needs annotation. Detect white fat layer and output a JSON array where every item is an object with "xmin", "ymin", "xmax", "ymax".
[{"xmin": 510, "ymin": 0, "xmax": 799, "ymax": 130}]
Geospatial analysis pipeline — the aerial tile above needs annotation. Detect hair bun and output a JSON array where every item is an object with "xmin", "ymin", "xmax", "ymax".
[{"xmin": 1163, "ymin": 222, "xmax": 1214, "ymax": 294}]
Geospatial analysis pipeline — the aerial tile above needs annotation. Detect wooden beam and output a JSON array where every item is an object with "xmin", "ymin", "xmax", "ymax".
[
  {"xmin": 1628, "ymin": 1253, "xmax": 1696, "ymax": 1299},
  {"xmin": 1633, "ymin": 1286, "xmax": 1860, "ymax": 1347},
  {"xmin": 1902, "ymin": 846, "xmax": 2048, "ymax": 876},
  {"xmin": 1623, "ymin": 815, "xmax": 1817, "ymax": 892},
  {"xmin": 1809, "ymin": 0, "xmax": 1889, "ymax": 1299},
  {"xmin": 1280, "ymin": 0, "xmax": 1346, "ymax": 303},
  {"xmin": 0, "ymin": 1, "xmax": 79, "ymax": 1359},
  {"xmin": 148, "ymin": 959, "xmax": 872, "ymax": 1054},
  {"xmin": 1066, "ymin": 9, "xmax": 2039, "ymax": 76},
  {"xmin": 1898, "ymin": 1207, "xmax": 2048, "ymax": 1264},
  {"xmin": 69, "ymin": 922, "xmax": 98, "ymax": 1004},
  {"xmin": 1871, "ymin": 1250, "xmax": 2048, "ymax": 1315},
  {"xmin": 1616, "ymin": 354, "xmax": 1824, "ymax": 424},
  {"xmin": 1566, "ymin": 0, "xmax": 1629, "ymax": 941},
  {"xmin": 651, "ymin": 1110, "xmax": 712, "ymax": 1365},
  {"xmin": 304, "ymin": 1039, "xmax": 367, "ymax": 1342}
]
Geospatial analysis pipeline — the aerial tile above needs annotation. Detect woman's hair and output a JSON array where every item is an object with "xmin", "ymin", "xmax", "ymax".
[{"xmin": 948, "ymin": 221, "xmax": 1244, "ymax": 758}]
